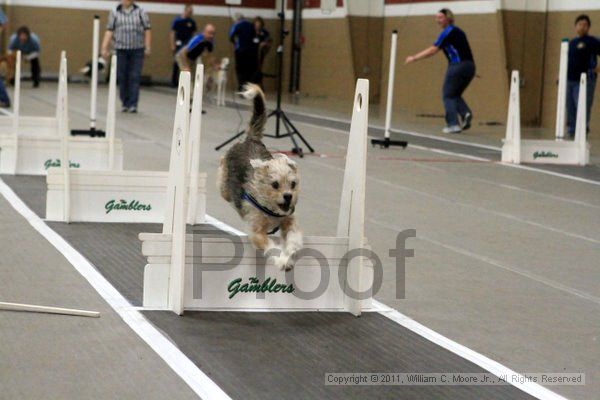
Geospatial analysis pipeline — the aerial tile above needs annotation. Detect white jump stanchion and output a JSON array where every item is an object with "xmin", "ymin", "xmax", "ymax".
[
  {"xmin": 164, "ymin": 72, "xmax": 192, "ymax": 316},
  {"xmin": 371, "ymin": 31, "xmax": 406, "ymax": 149},
  {"xmin": 139, "ymin": 79, "xmax": 374, "ymax": 316},
  {"xmin": 501, "ymin": 70, "xmax": 590, "ymax": 165},
  {"xmin": 187, "ymin": 63, "xmax": 204, "ymax": 225},
  {"xmin": 90, "ymin": 16, "xmax": 100, "ymax": 132},
  {"xmin": 555, "ymin": 39, "xmax": 568, "ymax": 140},
  {"xmin": 45, "ymin": 69, "xmax": 206, "ymax": 224},
  {"xmin": 502, "ymin": 71, "xmax": 521, "ymax": 163},
  {"xmin": 574, "ymin": 73, "xmax": 588, "ymax": 166},
  {"xmin": 8, "ymin": 51, "xmax": 21, "ymax": 174},
  {"xmin": 57, "ymin": 54, "xmax": 71, "ymax": 223},
  {"xmin": 107, "ymin": 54, "xmax": 117, "ymax": 170}
]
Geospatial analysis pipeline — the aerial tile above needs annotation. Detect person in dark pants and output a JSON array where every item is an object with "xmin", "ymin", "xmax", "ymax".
[
  {"xmin": 253, "ymin": 16, "xmax": 272, "ymax": 87},
  {"xmin": 405, "ymin": 9, "xmax": 475, "ymax": 134},
  {"xmin": 566, "ymin": 14, "xmax": 599, "ymax": 137},
  {"xmin": 170, "ymin": 4, "xmax": 196, "ymax": 87},
  {"xmin": 101, "ymin": 0, "xmax": 152, "ymax": 113},
  {"xmin": 9, "ymin": 26, "xmax": 41, "ymax": 88},
  {"xmin": 229, "ymin": 15, "xmax": 258, "ymax": 90}
]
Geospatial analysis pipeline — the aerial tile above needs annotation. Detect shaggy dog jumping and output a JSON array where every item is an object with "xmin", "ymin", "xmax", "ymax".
[{"xmin": 217, "ymin": 84, "xmax": 302, "ymax": 271}]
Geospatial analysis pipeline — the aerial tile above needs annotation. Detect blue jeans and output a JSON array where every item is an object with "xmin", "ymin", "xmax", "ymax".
[
  {"xmin": 566, "ymin": 74, "xmax": 596, "ymax": 136},
  {"xmin": 116, "ymin": 48, "xmax": 144, "ymax": 108},
  {"xmin": 0, "ymin": 78, "xmax": 10, "ymax": 105},
  {"xmin": 442, "ymin": 60, "xmax": 475, "ymax": 126}
]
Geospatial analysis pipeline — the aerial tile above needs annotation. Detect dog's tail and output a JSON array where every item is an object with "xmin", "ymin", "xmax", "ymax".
[{"xmin": 240, "ymin": 83, "xmax": 266, "ymax": 140}]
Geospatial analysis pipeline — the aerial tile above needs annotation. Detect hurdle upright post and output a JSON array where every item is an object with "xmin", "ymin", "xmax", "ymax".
[
  {"xmin": 187, "ymin": 63, "xmax": 204, "ymax": 225},
  {"xmin": 574, "ymin": 73, "xmax": 588, "ymax": 166},
  {"xmin": 107, "ymin": 54, "xmax": 117, "ymax": 170},
  {"xmin": 504, "ymin": 70, "xmax": 521, "ymax": 164},
  {"xmin": 8, "ymin": 51, "xmax": 22, "ymax": 174},
  {"xmin": 90, "ymin": 16, "xmax": 100, "ymax": 132},
  {"xmin": 555, "ymin": 39, "xmax": 568, "ymax": 140},
  {"xmin": 337, "ymin": 79, "xmax": 369, "ymax": 316},
  {"xmin": 58, "ymin": 52, "xmax": 71, "ymax": 222},
  {"xmin": 163, "ymin": 72, "xmax": 191, "ymax": 315}
]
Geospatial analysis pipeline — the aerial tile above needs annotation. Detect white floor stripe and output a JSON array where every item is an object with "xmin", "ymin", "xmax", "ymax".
[
  {"xmin": 0, "ymin": 178, "xmax": 231, "ymax": 400},
  {"xmin": 202, "ymin": 213, "xmax": 567, "ymax": 400},
  {"xmin": 372, "ymin": 300, "xmax": 568, "ymax": 400},
  {"xmin": 0, "ymin": 108, "xmax": 14, "ymax": 116}
]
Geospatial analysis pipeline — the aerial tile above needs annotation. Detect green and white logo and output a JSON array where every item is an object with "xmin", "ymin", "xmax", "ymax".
[
  {"xmin": 105, "ymin": 199, "xmax": 152, "ymax": 214},
  {"xmin": 44, "ymin": 159, "xmax": 81, "ymax": 169},
  {"xmin": 533, "ymin": 151, "xmax": 558, "ymax": 160},
  {"xmin": 228, "ymin": 277, "xmax": 295, "ymax": 299}
]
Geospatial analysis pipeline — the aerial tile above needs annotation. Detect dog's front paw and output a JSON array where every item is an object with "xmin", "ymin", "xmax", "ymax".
[{"xmin": 273, "ymin": 254, "xmax": 295, "ymax": 271}]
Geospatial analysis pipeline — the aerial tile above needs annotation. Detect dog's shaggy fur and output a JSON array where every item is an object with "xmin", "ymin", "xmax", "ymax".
[{"xmin": 217, "ymin": 84, "xmax": 302, "ymax": 270}]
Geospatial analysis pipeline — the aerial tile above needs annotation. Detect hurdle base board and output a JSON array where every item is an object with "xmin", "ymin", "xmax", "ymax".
[
  {"xmin": 501, "ymin": 139, "xmax": 589, "ymax": 165},
  {"xmin": 0, "ymin": 135, "xmax": 123, "ymax": 175},
  {"xmin": 45, "ymin": 169, "xmax": 207, "ymax": 223},
  {"xmin": 0, "ymin": 116, "xmax": 59, "ymax": 137},
  {"xmin": 140, "ymin": 233, "xmax": 373, "ymax": 312}
]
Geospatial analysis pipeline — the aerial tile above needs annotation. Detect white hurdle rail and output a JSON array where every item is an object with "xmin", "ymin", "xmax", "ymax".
[
  {"xmin": 0, "ymin": 52, "xmax": 124, "ymax": 175},
  {"xmin": 555, "ymin": 39, "xmax": 568, "ymax": 140},
  {"xmin": 502, "ymin": 70, "xmax": 589, "ymax": 165},
  {"xmin": 139, "ymin": 79, "xmax": 374, "ymax": 316},
  {"xmin": 0, "ymin": 51, "xmax": 61, "ymax": 139},
  {"xmin": 45, "ymin": 65, "xmax": 207, "ymax": 224}
]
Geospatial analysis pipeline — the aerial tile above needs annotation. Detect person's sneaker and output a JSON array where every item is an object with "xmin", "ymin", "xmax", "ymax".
[
  {"xmin": 33, "ymin": 82, "xmax": 40, "ymax": 88},
  {"xmin": 443, "ymin": 125, "xmax": 462, "ymax": 134},
  {"xmin": 461, "ymin": 112, "xmax": 472, "ymax": 131},
  {"xmin": 121, "ymin": 106, "xmax": 129, "ymax": 113},
  {"xmin": 128, "ymin": 106, "xmax": 137, "ymax": 113}
]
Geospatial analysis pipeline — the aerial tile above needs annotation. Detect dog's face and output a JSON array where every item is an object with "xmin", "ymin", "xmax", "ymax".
[{"xmin": 249, "ymin": 154, "xmax": 299, "ymax": 215}]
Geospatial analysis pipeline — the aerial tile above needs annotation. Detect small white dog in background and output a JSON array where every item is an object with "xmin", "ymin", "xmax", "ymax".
[{"xmin": 216, "ymin": 57, "xmax": 229, "ymax": 106}]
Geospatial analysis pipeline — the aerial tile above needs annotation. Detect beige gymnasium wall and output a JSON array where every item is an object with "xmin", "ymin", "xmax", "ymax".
[{"xmin": 2, "ymin": 0, "xmax": 599, "ymax": 134}]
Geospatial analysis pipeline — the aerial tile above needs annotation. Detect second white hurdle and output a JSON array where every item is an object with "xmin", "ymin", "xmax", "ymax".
[{"xmin": 45, "ymin": 65, "xmax": 207, "ymax": 224}]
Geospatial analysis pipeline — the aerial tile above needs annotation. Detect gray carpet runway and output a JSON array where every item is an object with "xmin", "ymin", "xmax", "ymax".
[{"xmin": 1, "ymin": 174, "xmax": 535, "ymax": 400}]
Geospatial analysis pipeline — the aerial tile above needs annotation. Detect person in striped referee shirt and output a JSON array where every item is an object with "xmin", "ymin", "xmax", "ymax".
[{"xmin": 101, "ymin": 0, "xmax": 152, "ymax": 113}]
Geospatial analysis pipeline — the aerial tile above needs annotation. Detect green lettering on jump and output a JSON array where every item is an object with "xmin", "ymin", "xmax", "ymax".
[
  {"xmin": 533, "ymin": 151, "xmax": 559, "ymax": 160},
  {"xmin": 105, "ymin": 199, "xmax": 152, "ymax": 214},
  {"xmin": 227, "ymin": 277, "xmax": 295, "ymax": 299},
  {"xmin": 44, "ymin": 159, "xmax": 81, "ymax": 169}
]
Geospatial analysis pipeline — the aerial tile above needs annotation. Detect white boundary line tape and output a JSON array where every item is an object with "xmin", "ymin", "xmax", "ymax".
[
  {"xmin": 202, "ymin": 213, "xmax": 568, "ymax": 400},
  {"xmin": 0, "ymin": 177, "xmax": 231, "ymax": 400}
]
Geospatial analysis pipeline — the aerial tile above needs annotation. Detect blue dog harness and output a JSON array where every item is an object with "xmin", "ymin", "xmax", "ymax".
[{"xmin": 241, "ymin": 191, "xmax": 294, "ymax": 234}]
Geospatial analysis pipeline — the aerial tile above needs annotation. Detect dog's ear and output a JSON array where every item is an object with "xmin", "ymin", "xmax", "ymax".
[
  {"xmin": 250, "ymin": 158, "xmax": 268, "ymax": 169},
  {"xmin": 273, "ymin": 153, "xmax": 297, "ymax": 170}
]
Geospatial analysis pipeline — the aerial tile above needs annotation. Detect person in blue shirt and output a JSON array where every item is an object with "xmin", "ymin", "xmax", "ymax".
[
  {"xmin": 405, "ymin": 9, "xmax": 475, "ymax": 134},
  {"xmin": 175, "ymin": 23, "xmax": 216, "ymax": 72},
  {"xmin": 566, "ymin": 15, "xmax": 600, "ymax": 137},
  {"xmin": 170, "ymin": 4, "xmax": 197, "ymax": 86},
  {"xmin": 9, "ymin": 26, "xmax": 41, "ymax": 88},
  {"xmin": 229, "ymin": 15, "xmax": 258, "ymax": 90}
]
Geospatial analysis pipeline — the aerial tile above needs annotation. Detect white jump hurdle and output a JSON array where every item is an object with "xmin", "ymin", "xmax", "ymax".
[
  {"xmin": 140, "ymin": 79, "xmax": 373, "ymax": 316},
  {"xmin": 0, "ymin": 51, "xmax": 60, "ymax": 137},
  {"xmin": 0, "ymin": 52, "xmax": 124, "ymax": 175},
  {"xmin": 501, "ymin": 70, "xmax": 589, "ymax": 165},
  {"xmin": 45, "ymin": 65, "xmax": 207, "ymax": 224}
]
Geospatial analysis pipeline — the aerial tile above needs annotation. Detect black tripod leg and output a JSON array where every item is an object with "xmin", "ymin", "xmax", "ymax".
[
  {"xmin": 215, "ymin": 129, "xmax": 245, "ymax": 151},
  {"xmin": 281, "ymin": 116, "xmax": 303, "ymax": 156},
  {"xmin": 282, "ymin": 112, "xmax": 315, "ymax": 153}
]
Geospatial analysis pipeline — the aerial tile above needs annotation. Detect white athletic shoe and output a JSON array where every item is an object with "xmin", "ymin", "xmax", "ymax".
[{"xmin": 442, "ymin": 125, "xmax": 462, "ymax": 134}]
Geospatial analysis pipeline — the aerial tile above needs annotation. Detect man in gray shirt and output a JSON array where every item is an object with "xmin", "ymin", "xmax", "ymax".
[{"xmin": 101, "ymin": 0, "xmax": 151, "ymax": 113}]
